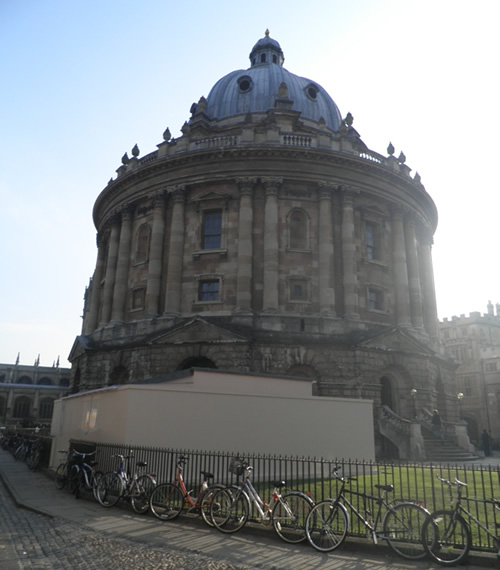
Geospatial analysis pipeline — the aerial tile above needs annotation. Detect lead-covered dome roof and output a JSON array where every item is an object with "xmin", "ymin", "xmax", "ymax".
[{"xmin": 204, "ymin": 31, "xmax": 343, "ymax": 132}]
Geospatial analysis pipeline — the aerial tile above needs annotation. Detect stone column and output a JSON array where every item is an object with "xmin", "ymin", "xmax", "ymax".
[
  {"xmin": 419, "ymin": 231, "xmax": 439, "ymax": 339},
  {"xmin": 146, "ymin": 193, "xmax": 166, "ymax": 316},
  {"xmin": 318, "ymin": 182, "xmax": 336, "ymax": 315},
  {"xmin": 392, "ymin": 206, "xmax": 411, "ymax": 326},
  {"xmin": 404, "ymin": 215, "xmax": 424, "ymax": 328},
  {"xmin": 164, "ymin": 188, "xmax": 185, "ymax": 315},
  {"xmin": 235, "ymin": 178, "xmax": 255, "ymax": 313},
  {"xmin": 85, "ymin": 232, "xmax": 107, "ymax": 333},
  {"xmin": 111, "ymin": 208, "xmax": 133, "ymax": 323},
  {"xmin": 341, "ymin": 188, "xmax": 359, "ymax": 318},
  {"xmin": 262, "ymin": 178, "xmax": 281, "ymax": 312},
  {"xmin": 99, "ymin": 215, "xmax": 121, "ymax": 325}
]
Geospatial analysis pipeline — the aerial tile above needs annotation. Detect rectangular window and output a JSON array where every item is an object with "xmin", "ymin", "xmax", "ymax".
[
  {"xmin": 202, "ymin": 210, "xmax": 222, "ymax": 249},
  {"xmin": 367, "ymin": 288, "xmax": 383, "ymax": 311},
  {"xmin": 365, "ymin": 221, "xmax": 377, "ymax": 260},
  {"xmin": 198, "ymin": 279, "xmax": 219, "ymax": 302}
]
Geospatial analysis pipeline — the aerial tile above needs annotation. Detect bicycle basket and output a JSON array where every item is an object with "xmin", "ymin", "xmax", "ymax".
[{"xmin": 229, "ymin": 457, "xmax": 245, "ymax": 476}]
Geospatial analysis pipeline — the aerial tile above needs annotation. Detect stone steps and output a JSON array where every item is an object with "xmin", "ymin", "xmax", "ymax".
[{"xmin": 424, "ymin": 438, "xmax": 480, "ymax": 462}]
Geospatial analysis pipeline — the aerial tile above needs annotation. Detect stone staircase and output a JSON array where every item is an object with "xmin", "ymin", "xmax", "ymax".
[{"xmin": 424, "ymin": 437, "xmax": 480, "ymax": 463}]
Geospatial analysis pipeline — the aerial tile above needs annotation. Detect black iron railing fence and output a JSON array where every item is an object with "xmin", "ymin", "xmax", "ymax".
[{"xmin": 70, "ymin": 439, "xmax": 500, "ymax": 552}]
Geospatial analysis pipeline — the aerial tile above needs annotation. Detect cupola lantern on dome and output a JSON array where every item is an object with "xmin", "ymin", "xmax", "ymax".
[{"xmin": 249, "ymin": 29, "xmax": 285, "ymax": 67}]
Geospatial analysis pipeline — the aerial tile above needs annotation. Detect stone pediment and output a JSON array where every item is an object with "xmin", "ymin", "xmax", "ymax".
[
  {"xmin": 68, "ymin": 335, "xmax": 92, "ymax": 362},
  {"xmin": 358, "ymin": 327, "xmax": 434, "ymax": 356},
  {"xmin": 189, "ymin": 190, "xmax": 232, "ymax": 205},
  {"xmin": 151, "ymin": 317, "xmax": 248, "ymax": 345}
]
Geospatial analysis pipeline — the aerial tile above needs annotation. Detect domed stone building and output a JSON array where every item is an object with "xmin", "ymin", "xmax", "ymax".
[{"xmin": 70, "ymin": 32, "xmax": 457, "ymax": 457}]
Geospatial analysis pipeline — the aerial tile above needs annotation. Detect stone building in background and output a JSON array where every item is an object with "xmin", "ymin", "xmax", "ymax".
[
  {"xmin": 69, "ymin": 32, "xmax": 459, "ymax": 458},
  {"xmin": 439, "ymin": 301, "xmax": 500, "ymax": 448},
  {"xmin": 0, "ymin": 357, "xmax": 70, "ymax": 428}
]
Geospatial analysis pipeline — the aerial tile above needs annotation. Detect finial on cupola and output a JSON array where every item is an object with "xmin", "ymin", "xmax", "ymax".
[
  {"xmin": 398, "ymin": 151, "xmax": 406, "ymax": 164},
  {"xmin": 132, "ymin": 144, "xmax": 140, "ymax": 157},
  {"xmin": 387, "ymin": 142, "xmax": 395, "ymax": 156},
  {"xmin": 121, "ymin": 152, "xmax": 130, "ymax": 165},
  {"xmin": 163, "ymin": 127, "xmax": 171, "ymax": 142},
  {"xmin": 265, "ymin": 29, "xmax": 270, "ymax": 36}
]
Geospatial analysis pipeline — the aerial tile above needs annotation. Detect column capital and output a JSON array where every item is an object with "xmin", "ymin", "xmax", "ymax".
[
  {"xmin": 317, "ymin": 181, "xmax": 336, "ymax": 199},
  {"xmin": 339, "ymin": 185, "xmax": 360, "ymax": 203},
  {"xmin": 261, "ymin": 177, "xmax": 282, "ymax": 195},
  {"xmin": 236, "ymin": 177, "xmax": 257, "ymax": 195}
]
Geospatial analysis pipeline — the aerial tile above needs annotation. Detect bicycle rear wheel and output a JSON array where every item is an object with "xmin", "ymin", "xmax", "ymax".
[
  {"xmin": 200, "ymin": 484, "xmax": 225, "ymax": 527},
  {"xmin": 55, "ymin": 463, "xmax": 67, "ymax": 490},
  {"xmin": 272, "ymin": 491, "xmax": 313, "ymax": 544},
  {"xmin": 131, "ymin": 475, "xmax": 157, "ymax": 514},
  {"xmin": 383, "ymin": 502, "xmax": 428, "ymax": 560},
  {"xmin": 305, "ymin": 500, "xmax": 349, "ymax": 552},
  {"xmin": 210, "ymin": 488, "xmax": 249, "ymax": 533},
  {"xmin": 149, "ymin": 483, "xmax": 184, "ymax": 520},
  {"xmin": 422, "ymin": 509, "xmax": 471, "ymax": 566},
  {"xmin": 96, "ymin": 472, "xmax": 124, "ymax": 507},
  {"xmin": 68, "ymin": 465, "xmax": 80, "ymax": 495}
]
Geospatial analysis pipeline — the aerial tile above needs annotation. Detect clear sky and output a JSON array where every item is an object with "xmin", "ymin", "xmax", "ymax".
[{"xmin": 1, "ymin": 0, "xmax": 499, "ymax": 367}]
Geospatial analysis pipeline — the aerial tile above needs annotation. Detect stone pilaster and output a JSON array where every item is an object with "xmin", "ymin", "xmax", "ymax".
[
  {"xmin": 145, "ymin": 193, "xmax": 166, "ymax": 316},
  {"xmin": 99, "ymin": 214, "xmax": 120, "ymax": 326},
  {"xmin": 318, "ymin": 182, "xmax": 336, "ymax": 316},
  {"xmin": 419, "ymin": 230, "xmax": 439, "ymax": 339},
  {"xmin": 111, "ymin": 207, "xmax": 133, "ymax": 323},
  {"xmin": 235, "ymin": 178, "xmax": 256, "ymax": 313},
  {"xmin": 392, "ymin": 205, "xmax": 411, "ymax": 326},
  {"xmin": 341, "ymin": 188, "xmax": 359, "ymax": 318},
  {"xmin": 405, "ymin": 215, "xmax": 424, "ymax": 328},
  {"xmin": 164, "ymin": 187, "xmax": 185, "ymax": 315},
  {"xmin": 262, "ymin": 177, "xmax": 281, "ymax": 312}
]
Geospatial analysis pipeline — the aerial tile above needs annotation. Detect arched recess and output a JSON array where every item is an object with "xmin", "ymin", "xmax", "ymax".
[
  {"xmin": 37, "ymin": 377, "xmax": 53, "ymax": 386},
  {"xmin": 285, "ymin": 364, "xmax": 318, "ymax": 379},
  {"xmin": 109, "ymin": 365, "xmax": 129, "ymax": 385},
  {"xmin": 135, "ymin": 223, "xmax": 151, "ymax": 263},
  {"xmin": 177, "ymin": 357, "xmax": 217, "ymax": 370},
  {"xmin": 17, "ymin": 375, "xmax": 32, "ymax": 384},
  {"xmin": 380, "ymin": 376, "xmax": 394, "ymax": 410},
  {"xmin": 377, "ymin": 366, "xmax": 413, "ymax": 418},
  {"xmin": 287, "ymin": 208, "xmax": 310, "ymax": 250}
]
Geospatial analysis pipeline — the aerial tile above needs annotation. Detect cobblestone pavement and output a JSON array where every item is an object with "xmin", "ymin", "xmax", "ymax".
[{"xmin": 0, "ymin": 479, "xmax": 241, "ymax": 570}]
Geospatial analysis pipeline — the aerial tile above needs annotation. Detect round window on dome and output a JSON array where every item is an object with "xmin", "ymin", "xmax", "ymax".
[
  {"xmin": 306, "ymin": 84, "xmax": 319, "ymax": 101},
  {"xmin": 238, "ymin": 76, "xmax": 253, "ymax": 93}
]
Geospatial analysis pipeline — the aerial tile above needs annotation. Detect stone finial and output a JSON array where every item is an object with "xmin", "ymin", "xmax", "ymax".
[
  {"xmin": 387, "ymin": 142, "xmax": 395, "ymax": 156},
  {"xmin": 131, "ymin": 144, "xmax": 140, "ymax": 157},
  {"xmin": 398, "ymin": 151, "xmax": 406, "ymax": 164},
  {"xmin": 265, "ymin": 29, "xmax": 270, "ymax": 36},
  {"xmin": 197, "ymin": 96, "xmax": 207, "ymax": 111},
  {"xmin": 344, "ymin": 112, "xmax": 353, "ymax": 127},
  {"xmin": 163, "ymin": 127, "xmax": 171, "ymax": 142},
  {"xmin": 121, "ymin": 152, "xmax": 130, "ymax": 165},
  {"xmin": 414, "ymin": 171, "xmax": 421, "ymax": 183},
  {"xmin": 181, "ymin": 121, "xmax": 190, "ymax": 135},
  {"xmin": 278, "ymin": 82, "xmax": 288, "ymax": 98}
]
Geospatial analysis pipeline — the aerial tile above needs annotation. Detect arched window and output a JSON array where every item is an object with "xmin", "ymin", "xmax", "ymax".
[
  {"xmin": 37, "ymin": 377, "xmax": 53, "ymax": 386},
  {"xmin": 39, "ymin": 398, "xmax": 55, "ymax": 420},
  {"xmin": 135, "ymin": 224, "xmax": 151, "ymax": 263},
  {"xmin": 288, "ymin": 209, "xmax": 308, "ymax": 250},
  {"xmin": 17, "ymin": 375, "xmax": 32, "ymax": 385},
  {"xmin": 109, "ymin": 365, "xmax": 128, "ymax": 386},
  {"xmin": 13, "ymin": 396, "xmax": 31, "ymax": 419},
  {"xmin": 380, "ymin": 376, "xmax": 393, "ymax": 409}
]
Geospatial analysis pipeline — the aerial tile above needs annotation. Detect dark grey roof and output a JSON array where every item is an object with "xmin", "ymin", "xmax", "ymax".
[{"xmin": 204, "ymin": 34, "xmax": 342, "ymax": 132}]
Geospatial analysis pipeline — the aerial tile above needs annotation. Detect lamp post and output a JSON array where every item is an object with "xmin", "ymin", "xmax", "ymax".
[
  {"xmin": 410, "ymin": 388, "xmax": 417, "ymax": 420},
  {"xmin": 457, "ymin": 392, "xmax": 464, "ymax": 422}
]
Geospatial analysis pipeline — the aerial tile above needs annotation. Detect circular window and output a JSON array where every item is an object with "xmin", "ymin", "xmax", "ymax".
[
  {"xmin": 238, "ymin": 76, "xmax": 253, "ymax": 93},
  {"xmin": 306, "ymin": 84, "xmax": 319, "ymax": 101}
]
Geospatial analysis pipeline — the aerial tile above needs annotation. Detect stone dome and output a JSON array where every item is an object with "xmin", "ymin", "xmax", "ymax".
[{"xmin": 204, "ymin": 31, "xmax": 343, "ymax": 132}]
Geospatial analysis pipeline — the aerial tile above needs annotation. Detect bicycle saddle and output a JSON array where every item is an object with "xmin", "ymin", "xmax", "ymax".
[
  {"xmin": 374, "ymin": 484, "xmax": 394, "ymax": 493},
  {"xmin": 136, "ymin": 461, "xmax": 147, "ymax": 468},
  {"xmin": 271, "ymin": 480, "xmax": 286, "ymax": 489},
  {"xmin": 201, "ymin": 471, "xmax": 214, "ymax": 479}
]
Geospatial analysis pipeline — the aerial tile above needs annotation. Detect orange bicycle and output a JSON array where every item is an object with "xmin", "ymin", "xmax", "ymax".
[{"xmin": 149, "ymin": 455, "xmax": 224, "ymax": 526}]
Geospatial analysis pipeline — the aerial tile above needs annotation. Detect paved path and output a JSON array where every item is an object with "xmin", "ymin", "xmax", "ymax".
[{"xmin": 0, "ymin": 450, "xmax": 498, "ymax": 569}]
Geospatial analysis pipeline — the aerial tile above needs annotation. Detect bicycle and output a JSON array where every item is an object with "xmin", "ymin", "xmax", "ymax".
[
  {"xmin": 210, "ymin": 457, "xmax": 314, "ymax": 544},
  {"xmin": 55, "ymin": 449, "xmax": 76, "ymax": 490},
  {"xmin": 96, "ymin": 452, "xmax": 156, "ymax": 514},
  {"xmin": 421, "ymin": 475, "xmax": 500, "ymax": 566},
  {"xmin": 149, "ymin": 454, "xmax": 224, "ymax": 526},
  {"xmin": 68, "ymin": 450, "xmax": 103, "ymax": 500},
  {"xmin": 26, "ymin": 438, "xmax": 43, "ymax": 471},
  {"xmin": 305, "ymin": 466, "xmax": 429, "ymax": 560}
]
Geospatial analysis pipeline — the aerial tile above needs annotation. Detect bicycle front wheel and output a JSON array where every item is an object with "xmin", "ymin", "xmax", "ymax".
[
  {"xmin": 149, "ymin": 483, "xmax": 184, "ymax": 520},
  {"xmin": 68, "ymin": 465, "xmax": 80, "ymax": 495},
  {"xmin": 96, "ymin": 472, "xmax": 124, "ymax": 508},
  {"xmin": 272, "ymin": 491, "xmax": 313, "ymax": 544},
  {"xmin": 422, "ymin": 509, "xmax": 471, "ymax": 566},
  {"xmin": 305, "ymin": 500, "xmax": 349, "ymax": 552},
  {"xmin": 383, "ymin": 502, "xmax": 429, "ymax": 560},
  {"xmin": 210, "ymin": 488, "xmax": 249, "ymax": 533},
  {"xmin": 131, "ymin": 475, "xmax": 157, "ymax": 514},
  {"xmin": 55, "ymin": 463, "xmax": 67, "ymax": 490}
]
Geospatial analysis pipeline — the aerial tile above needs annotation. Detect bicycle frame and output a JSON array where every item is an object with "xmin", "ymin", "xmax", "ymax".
[{"xmin": 235, "ymin": 466, "xmax": 283, "ymax": 522}]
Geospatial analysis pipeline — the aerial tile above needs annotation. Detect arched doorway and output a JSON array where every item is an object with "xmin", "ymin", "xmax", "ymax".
[{"xmin": 380, "ymin": 376, "xmax": 394, "ymax": 410}]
